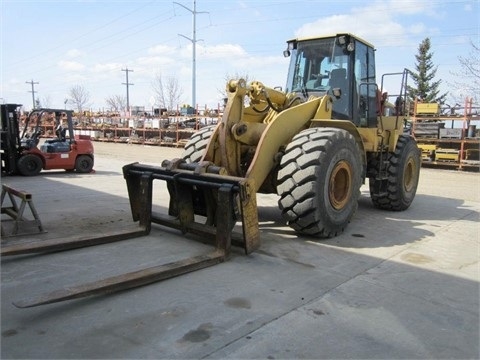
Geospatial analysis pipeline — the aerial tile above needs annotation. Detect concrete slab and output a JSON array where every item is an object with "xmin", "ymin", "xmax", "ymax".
[
  {"xmin": 209, "ymin": 276, "xmax": 478, "ymax": 359},
  {"xmin": 1, "ymin": 142, "xmax": 479, "ymax": 359}
]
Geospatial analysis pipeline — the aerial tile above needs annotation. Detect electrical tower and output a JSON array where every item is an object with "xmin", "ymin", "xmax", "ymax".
[
  {"xmin": 175, "ymin": 0, "xmax": 208, "ymax": 112},
  {"xmin": 122, "ymin": 68, "xmax": 134, "ymax": 115},
  {"xmin": 26, "ymin": 79, "xmax": 39, "ymax": 109}
]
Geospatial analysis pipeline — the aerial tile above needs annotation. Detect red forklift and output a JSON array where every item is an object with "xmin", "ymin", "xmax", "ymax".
[{"xmin": 1, "ymin": 104, "xmax": 94, "ymax": 176}]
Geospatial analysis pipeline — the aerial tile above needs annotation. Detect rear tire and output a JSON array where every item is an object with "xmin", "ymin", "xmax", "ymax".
[
  {"xmin": 277, "ymin": 127, "xmax": 363, "ymax": 238},
  {"xmin": 75, "ymin": 155, "xmax": 94, "ymax": 173},
  {"xmin": 369, "ymin": 135, "xmax": 420, "ymax": 210},
  {"xmin": 17, "ymin": 154, "xmax": 43, "ymax": 176},
  {"xmin": 182, "ymin": 125, "xmax": 216, "ymax": 163}
]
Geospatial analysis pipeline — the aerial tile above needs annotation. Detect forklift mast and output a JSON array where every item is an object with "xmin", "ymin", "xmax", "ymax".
[{"xmin": 1, "ymin": 104, "xmax": 22, "ymax": 175}]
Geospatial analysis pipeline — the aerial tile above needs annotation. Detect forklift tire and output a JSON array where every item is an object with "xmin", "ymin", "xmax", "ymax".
[
  {"xmin": 182, "ymin": 125, "xmax": 216, "ymax": 163},
  {"xmin": 369, "ymin": 135, "xmax": 420, "ymax": 211},
  {"xmin": 75, "ymin": 155, "xmax": 94, "ymax": 173},
  {"xmin": 277, "ymin": 127, "xmax": 362, "ymax": 238},
  {"xmin": 17, "ymin": 154, "xmax": 43, "ymax": 176}
]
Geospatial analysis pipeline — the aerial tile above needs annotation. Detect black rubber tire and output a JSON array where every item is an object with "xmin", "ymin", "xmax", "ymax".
[
  {"xmin": 369, "ymin": 135, "xmax": 421, "ymax": 211},
  {"xmin": 17, "ymin": 154, "xmax": 43, "ymax": 176},
  {"xmin": 277, "ymin": 127, "xmax": 363, "ymax": 238},
  {"xmin": 75, "ymin": 155, "xmax": 94, "ymax": 173},
  {"xmin": 181, "ymin": 125, "xmax": 216, "ymax": 163}
]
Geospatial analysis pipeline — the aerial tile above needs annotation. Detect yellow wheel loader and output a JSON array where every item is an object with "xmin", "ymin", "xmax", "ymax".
[
  {"xmin": 10, "ymin": 33, "xmax": 421, "ymax": 308},
  {"xmin": 169, "ymin": 33, "xmax": 420, "ymax": 240}
]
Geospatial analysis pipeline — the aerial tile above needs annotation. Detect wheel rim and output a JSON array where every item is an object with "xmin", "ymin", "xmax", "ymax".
[
  {"xmin": 329, "ymin": 160, "xmax": 352, "ymax": 210},
  {"xmin": 26, "ymin": 158, "xmax": 39, "ymax": 172},
  {"xmin": 27, "ymin": 160, "xmax": 36, "ymax": 171},
  {"xmin": 404, "ymin": 157, "xmax": 416, "ymax": 193}
]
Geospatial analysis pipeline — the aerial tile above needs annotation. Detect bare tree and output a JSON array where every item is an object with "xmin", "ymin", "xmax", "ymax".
[
  {"xmin": 218, "ymin": 72, "xmax": 253, "ymax": 105},
  {"xmin": 69, "ymin": 85, "xmax": 91, "ymax": 114},
  {"xmin": 105, "ymin": 95, "xmax": 127, "ymax": 113},
  {"xmin": 152, "ymin": 73, "xmax": 166, "ymax": 109},
  {"xmin": 152, "ymin": 73, "xmax": 183, "ymax": 112},
  {"xmin": 41, "ymin": 95, "xmax": 51, "ymax": 108},
  {"xmin": 450, "ymin": 40, "xmax": 479, "ymax": 103}
]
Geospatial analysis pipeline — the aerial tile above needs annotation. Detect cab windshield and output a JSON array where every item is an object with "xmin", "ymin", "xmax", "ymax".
[{"xmin": 285, "ymin": 37, "xmax": 349, "ymax": 95}]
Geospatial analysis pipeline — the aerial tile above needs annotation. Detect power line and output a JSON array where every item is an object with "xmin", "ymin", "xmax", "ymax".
[
  {"xmin": 7, "ymin": 1, "xmax": 157, "ymax": 69},
  {"xmin": 122, "ymin": 68, "xmax": 134, "ymax": 115},
  {"xmin": 25, "ymin": 79, "xmax": 39, "ymax": 109}
]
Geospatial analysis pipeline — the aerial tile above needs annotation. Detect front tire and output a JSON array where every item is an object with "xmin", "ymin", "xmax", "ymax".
[
  {"xmin": 369, "ymin": 135, "xmax": 420, "ymax": 210},
  {"xmin": 277, "ymin": 127, "xmax": 363, "ymax": 238},
  {"xmin": 182, "ymin": 125, "xmax": 216, "ymax": 163},
  {"xmin": 17, "ymin": 154, "xmax": 43, "ymax": 176},
  {"xmin": 75, "ymin": 155, "xmax": 94, "ymax": 173}
]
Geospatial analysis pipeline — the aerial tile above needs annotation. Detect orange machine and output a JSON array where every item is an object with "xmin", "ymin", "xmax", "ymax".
[{"xmin": 1, "ymin": 105, "xmax": 94, "ymax": 176}]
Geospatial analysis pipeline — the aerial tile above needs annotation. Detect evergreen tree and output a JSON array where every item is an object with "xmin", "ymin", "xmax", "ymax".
[{"xmin": 408, "ymin": 38, "xmax": 448, "ymax": 104}]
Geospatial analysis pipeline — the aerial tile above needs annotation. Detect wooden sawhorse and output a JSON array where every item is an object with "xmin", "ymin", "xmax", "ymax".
[{"xmin": 1, "ymin": 184, "xmax": 45, "ymax": 237}]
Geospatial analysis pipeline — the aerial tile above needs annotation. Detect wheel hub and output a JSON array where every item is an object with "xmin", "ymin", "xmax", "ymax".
[
  {"xmin": 329, "ymin": 160, "xmax": 352, "ymax": 210},
  {"xmin": 404, "ymin": 157, "xmax": 416, "ymax": 192}
]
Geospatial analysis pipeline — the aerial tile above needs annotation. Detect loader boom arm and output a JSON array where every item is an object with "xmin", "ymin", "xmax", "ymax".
[{"xmin": 202, "ymin": 79, "xmax": 332, "ymax": 192}]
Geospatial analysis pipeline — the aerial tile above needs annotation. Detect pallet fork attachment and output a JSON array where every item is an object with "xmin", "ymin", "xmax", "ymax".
[
  {"xmin": 1, "ymin": 228, "xmax": 148, "ymax": 257},
  {"xmin": 13, "ymin": 161, "xmax": 260, "ymax": 308}
]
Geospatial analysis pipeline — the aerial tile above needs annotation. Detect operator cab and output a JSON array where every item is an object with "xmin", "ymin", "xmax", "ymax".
[
  {"xmin": 284, "ymin": 33, "xmax": 378, "ymax": 127},
  {"xmin": 41, "ymin": 111, "xmax": 73, "ymax": 153}
]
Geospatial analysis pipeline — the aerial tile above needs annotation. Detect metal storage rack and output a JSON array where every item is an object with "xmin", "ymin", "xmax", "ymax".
[{"xmin": 411, "ymin": 97, "xmax": 479, "ymax": 171}]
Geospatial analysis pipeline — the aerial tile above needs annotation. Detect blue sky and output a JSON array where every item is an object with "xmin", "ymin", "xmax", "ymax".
[{"xmin": 1, "ymin": 0, "xmax": 478, "ymax": 112}]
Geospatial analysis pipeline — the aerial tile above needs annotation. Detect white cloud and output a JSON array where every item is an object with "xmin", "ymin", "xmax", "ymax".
[
  {"xmin": 296, "ymin": 14, "xmax": 410, "ymax": 48},
  {"xmin": 238, "ymin": 1, "xmax": 247, "ymax": 9},
  {"xmin": 92, "ymin": 63, "xmax": 122, "ymax": 73},
  {"xmin": 136, "ymin": 56, "xmax": 174, "ymax": 67},
  {"xmin": 292, "ymin": 1, "xmax": 451, "ymax": 98},
  {"xmin": 147, "ymin": 44, "xmax": 171, "ymax": 55},
  {"xmin": 231, "ymin": 55, "xmax": 287, "ymax": 71},
  {"xmin": 408, "ymin": 23, "xmax": 427, "ymax": 35},
  {"xmin": 382, "ymin": 0, "xmax": 429, "ymax": 15},
  {"xmin": 449, "ymin": 35, "xmax": 472, "ymax": 46},
  {"xmin": 198, "ymin": 43, "xmax": 247, "ymax": 59},
  {"xmin": 179, "ymin": 65, "xmax": 191, "ymax": 77},
  {"xmin": 236, "ymin": 0, "xmax": 260, "ymax": 16},
  {"xmin": 65, "ymin": 49, "xmax": 85, "ymax": 58},
  {"xmin": 62, "ymin": 73, "xmax": 87, "ymax": 83},
  {"xmin": 4, "ymin": 0, "xmax": 469, "ymax": 110},
  {"xmin": 2, "ymin": 78, "xmax": 26, "ymax": 95},
  {"xmin": 57, "ymin": 60, "xmax": 85, "ymax": 71},
  {"xmin": 295, "ymin": 1, "xmax": 443, "ymax": 48}
]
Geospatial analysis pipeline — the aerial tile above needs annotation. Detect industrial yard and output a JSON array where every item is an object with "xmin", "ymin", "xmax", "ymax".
[{"xmin": 1, "ymin": 142, "xmax": 479, "ymax": 359}]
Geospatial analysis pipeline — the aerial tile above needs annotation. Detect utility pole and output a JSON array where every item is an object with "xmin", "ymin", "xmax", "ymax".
[
  {"xmin": 121, "ymin": 68, "xmax": 134, "ymax": 115},
  {"xmin": 175, "ymin": 0, "xmax": 208, "ymax": 112},
  {"xmin": 26, "ymin": 79, "xmax": 39, "ymax": 109}
]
